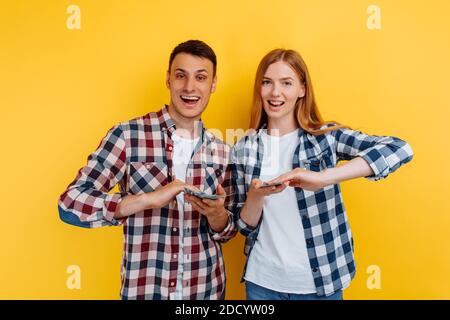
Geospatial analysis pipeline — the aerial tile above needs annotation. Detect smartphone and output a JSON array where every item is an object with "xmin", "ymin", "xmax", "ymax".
[
  {"xmin": 259, "ymin": 181, "xmax": 283, "ymax": 188},
  {"xmin": 184, "ymin": 187, "xmax": 225, "ymax": 200}
]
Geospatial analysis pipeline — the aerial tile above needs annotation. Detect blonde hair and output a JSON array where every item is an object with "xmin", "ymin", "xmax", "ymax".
[{"xmin": 249, "ymin": 49, "xmax": 349, "ymax": 135}]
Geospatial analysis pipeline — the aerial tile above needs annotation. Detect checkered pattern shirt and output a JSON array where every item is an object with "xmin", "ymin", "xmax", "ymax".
[
  {"xmin": 58, "ymin": 105, "xmax": 236, "ymax": 300},
  {"xmin": 230, "ymin": 124, "xmax": 414, "ymax": 296}
]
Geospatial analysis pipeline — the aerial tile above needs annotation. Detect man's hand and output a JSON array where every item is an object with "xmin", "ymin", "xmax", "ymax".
[
  {"xmin": 114, "ymin": 179, "xmax": 187, "ymax": 219},
  {"xmin": 145, "ymin": 179, "xmax": 187, "ymax": 209},
  {"xmin": 185, "ymin": 184, "xmax": 229, "ymax": 232}
]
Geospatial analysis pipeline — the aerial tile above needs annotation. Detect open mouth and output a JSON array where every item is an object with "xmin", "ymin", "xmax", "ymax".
[
  {"xmin": 267, "ymin": 100, "xmax": 285, "ymax": 107},
  {"xmin": 180, "ymin": 95, "xmax": 200, "ymax": 106}
]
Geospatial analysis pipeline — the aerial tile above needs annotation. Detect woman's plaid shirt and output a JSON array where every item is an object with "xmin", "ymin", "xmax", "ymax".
[
  {"xmin": 58, "ymin": 106, "xmax": 236, "ymax": 300},
  {"xmin": 229, "ymin": 124, "xmax": 414, "ymax": 296}
]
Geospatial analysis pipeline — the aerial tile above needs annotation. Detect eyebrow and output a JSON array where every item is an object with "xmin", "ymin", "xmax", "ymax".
[
  {"xmin": 263, "ymin": 76, "xmax": 294, "ymax": 81},
  {"xmin": 175, "ymin": 68, "xmax": 209, "ymax": 74}
]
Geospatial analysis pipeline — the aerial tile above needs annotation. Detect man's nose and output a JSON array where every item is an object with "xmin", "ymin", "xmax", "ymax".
[{"xmin": 184, "ymin": 76, "xmax": 195, "ymax": 92}]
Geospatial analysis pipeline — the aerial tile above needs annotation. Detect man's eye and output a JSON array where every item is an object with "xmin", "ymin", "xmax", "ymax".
[
  {"xmin": 197, "ymin": 75, "xmax": 206, "ymax": 81},
  {"xmin": 176, "ymin": 74, "xmax": 185, "ymax": 79}
]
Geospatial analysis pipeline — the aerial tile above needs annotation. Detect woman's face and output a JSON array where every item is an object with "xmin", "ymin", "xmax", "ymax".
[{"xmin": 261, "ymin": 61, "xmax": 305, "ymax": 123}]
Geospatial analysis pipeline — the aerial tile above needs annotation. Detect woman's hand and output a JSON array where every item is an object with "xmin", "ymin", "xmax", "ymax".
[
  {"xmin": 238, "ymin": 179, "xmax": 288, "ymax": 228},
  {"xmin": 247, "ymin": 179, "xmax": 288, "ymax": 201},
  {"xmin": 275, "ymin": 168, "xmax": 330, "ymax": 192}
]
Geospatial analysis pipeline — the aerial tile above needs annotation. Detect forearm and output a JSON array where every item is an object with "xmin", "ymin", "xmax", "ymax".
[
  {"xmin": 239, "ymin": 194, "xmax": 264, "ymax": 228},
  {"xmin": 114, "ymin": 193, "xmax": 151, "ymax": 219},
  {"xmin": 323, "ymin": 156, "xmax": 374, "ymax": 185}
]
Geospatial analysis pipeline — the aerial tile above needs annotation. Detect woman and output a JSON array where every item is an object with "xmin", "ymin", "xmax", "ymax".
[{"xmin": 230, "ymin": 49, "xmax": 414, "ymax": 300}]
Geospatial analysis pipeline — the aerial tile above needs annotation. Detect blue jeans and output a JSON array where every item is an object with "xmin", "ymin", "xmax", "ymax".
[{"xmin": 245, "ymin": 281, "xmax": 343, "ymax": 300}]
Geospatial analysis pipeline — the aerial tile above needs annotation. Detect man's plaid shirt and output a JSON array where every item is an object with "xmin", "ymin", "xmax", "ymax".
[
  {"xmin": 229, "ymin": 124, "xmax": 414, "ymax": 296},
  {"xmin": 58, "ymin": 106, "xmax": 236, "ymax": 300}
]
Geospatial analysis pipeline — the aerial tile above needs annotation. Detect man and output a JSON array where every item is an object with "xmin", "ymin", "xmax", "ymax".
[{"xmin": 58, "ymin": 40, "xmax": 236, "ymax": 300}]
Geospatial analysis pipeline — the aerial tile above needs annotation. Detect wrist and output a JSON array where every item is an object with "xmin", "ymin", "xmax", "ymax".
[
  {"xmin": 247, "ymin": 190, "xmax": 264, "ymax": 203},
  {"xmin": 208, "ymin": 206, "xmax": 227, "ymax": 220},
  {"xmin": 321, "ymin": 168, "xmax": 338, "ymax": 187},
  {"xmin": 207, "ymin": 207, "xmax": 228, "ymax": 231},
  {"xmin": 142, "ymin": 192, "xmax": 155, "ymax": 209}
]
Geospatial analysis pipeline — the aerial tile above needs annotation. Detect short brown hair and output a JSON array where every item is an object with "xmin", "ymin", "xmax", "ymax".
[{"xmin": 169, "ymin": 40, "xmax": 217, "ymax": 76}]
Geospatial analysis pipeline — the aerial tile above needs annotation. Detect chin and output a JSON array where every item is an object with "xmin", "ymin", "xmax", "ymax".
[{"xmin": 176, "ymin": 105, "xmax": 204, "ymax": 119}]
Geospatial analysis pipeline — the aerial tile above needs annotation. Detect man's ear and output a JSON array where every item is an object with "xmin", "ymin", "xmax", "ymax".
[
  {"xmin": 166, "ymin": 71, "xmax": 170, "ymax": 89},
  {"xmin": 211, "ymin": 75, "xmax": 217, "ymax": 93}
]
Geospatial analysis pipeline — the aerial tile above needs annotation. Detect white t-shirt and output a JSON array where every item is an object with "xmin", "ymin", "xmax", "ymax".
[
  {"xmin": 171, "ymin": 132, "xmax": 200, "ymax": 300},
  {"xmin": 244, "ymin": 129, "xmax": 317, "ymax": 294}
]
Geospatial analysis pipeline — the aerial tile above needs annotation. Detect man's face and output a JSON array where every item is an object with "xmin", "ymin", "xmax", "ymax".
[{"xmin": 166, "ymin": 53, "xmax": 216, "ymax": 120}]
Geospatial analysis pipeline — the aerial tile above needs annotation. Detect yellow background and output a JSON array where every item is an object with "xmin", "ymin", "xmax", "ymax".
[{"xmin": 0, "ymin": 0, "xmax": 449, "ymax": 299}]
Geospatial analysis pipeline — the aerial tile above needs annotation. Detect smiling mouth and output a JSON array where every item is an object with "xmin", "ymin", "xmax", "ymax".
[
  {"xmin": 267, "ymin": 100, "xmax": 285, "ymax": 107},
  {"xmin": 180, "ymin": 95, "xmax": 200, "ymax": 106}
]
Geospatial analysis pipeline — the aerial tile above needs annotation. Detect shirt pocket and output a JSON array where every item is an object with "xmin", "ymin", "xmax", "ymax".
[
  {"xmin": 300, "ymin": 149, "xmax": 334, "ymax": 172},
  {"xmin": 127, "ymin": 161, "xmax": 168, "ymax": 194}
]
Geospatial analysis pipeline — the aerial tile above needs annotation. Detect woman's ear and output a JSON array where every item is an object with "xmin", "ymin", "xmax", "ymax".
[{"xmin": 298, "ymin": 83, "xmax": 306, "ymax": 98}]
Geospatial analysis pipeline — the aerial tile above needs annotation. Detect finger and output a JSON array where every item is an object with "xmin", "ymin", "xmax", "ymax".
[
  {"xmin": 202, "ymin": 198, "xmax": 224, "ymax": 207},
  {"xmin": 251, "ymin": 179, "xmax": 262, "ymax": 188},
  {"xmin": 187, "ymin": 196, "xmax": 206, "ymax": 211},
  {"xmin": 216, "ymin": 184, "xmax": 226, "ymax": 195},
  {"xmin": 173, "ymin": 179, "xmax": 186, "ymax": 187},
  {"xmin": 190, "ymin": 202, "xmax": 205, "ymax": 215},
  {"xmin": 267, "ymin": 177, "xmax": 281, "ymax": 184},
  {"xmin": 184, "ymin": 185, "xmax": 201, "ymax": 193},
  {"xmin": 267, "ymin": 184, "xmax": 287, "ymax": 194},
  {"xmin": 289, "ymin": 182, "xmax": 302, "ymax": 188},
  {"xmin": 273, "ymin": 185, "xmax": 288, "ymax": 193},
  {"xmin": 276, "ymin": 173, "xmax": 295, "ymax": 183}
]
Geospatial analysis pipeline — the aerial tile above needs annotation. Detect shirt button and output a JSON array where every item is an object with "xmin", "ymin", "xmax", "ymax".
[
  {"xmin": 173, "ymin": 254, "xmax": 177, "ymax": 259},
  {"xmin": 173, "ymin": 227, "xmax": 177, "ymax": 232},
  {"xmin": 170, "ymin": 281, "xmax": 175, "ymax": 287},
  {"xmin": 168, "ymin": 146, "xmax": 173, "ymax": 151},
  {"xmin": 312, "ymin": 268, "xmax": 318, "ymax": 273},
  {"xmin": 302, "ymin": 215, "xmax": 308, "ymax": 220}
]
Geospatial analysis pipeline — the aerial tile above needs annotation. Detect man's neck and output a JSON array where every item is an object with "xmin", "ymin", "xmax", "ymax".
[{"xmin": 167, "ymin": 104, "xmax": 200, "ymax": 139}]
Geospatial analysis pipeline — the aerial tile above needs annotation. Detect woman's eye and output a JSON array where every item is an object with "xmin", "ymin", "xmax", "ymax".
[
  {"xmin": 262, "ymin": 80, "xmax": 270, "ymax": 85},
  {"xmin": 284, "ymin": 81, "xmax": 292, "ymax": 86}
]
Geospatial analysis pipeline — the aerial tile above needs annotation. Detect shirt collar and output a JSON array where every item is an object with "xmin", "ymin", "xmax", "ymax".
[
  {"xmin": 159, "ymin": 105, "xmax": 212, "ymax": 143},
  {"xmin": 256, "ymin": 123, "xmax": 305, "ymax": 139}
]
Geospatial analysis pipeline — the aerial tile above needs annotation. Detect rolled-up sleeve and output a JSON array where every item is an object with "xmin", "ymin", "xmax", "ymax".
[
  {"xmin": 58, "ymin": 124, "xmax": 129, "ymax": 228},
  {"xmin": 333, "ymin": 127, "xmax": 414, "ymax": 181}
]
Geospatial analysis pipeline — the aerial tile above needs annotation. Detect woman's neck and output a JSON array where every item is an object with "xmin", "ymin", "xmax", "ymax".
[{"xmin": 267, "ymin": 115, "xmax": 298, "ymax": 136}]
